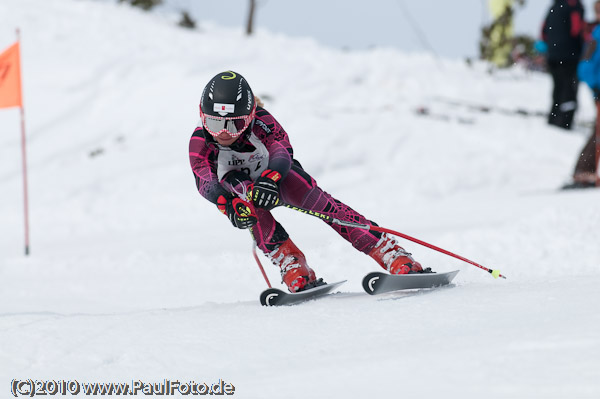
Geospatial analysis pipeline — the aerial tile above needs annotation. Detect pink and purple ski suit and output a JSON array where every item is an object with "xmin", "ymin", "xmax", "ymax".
[{"xmin": 189, "ymin": 107, "xmax": 382, "ymax": 255}]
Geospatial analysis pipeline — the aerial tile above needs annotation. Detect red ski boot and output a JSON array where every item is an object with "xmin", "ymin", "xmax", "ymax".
[
  {"xmin": 269, "ymin": 238, "xmax": 319, "ymax": 293},
  {"xmin": 369, "ymin": 233, "xmax": 424, "ymax": 274}
]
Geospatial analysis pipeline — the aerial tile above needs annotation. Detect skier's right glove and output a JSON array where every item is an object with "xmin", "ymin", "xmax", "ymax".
[{"xmin": 217, "ymin": 193, "xmax": 257, "ymax": 229}]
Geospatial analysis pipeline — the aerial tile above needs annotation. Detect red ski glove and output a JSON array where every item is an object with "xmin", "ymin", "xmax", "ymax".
[
  {"xmin": 217, "ymin": 194, "xmax": 257, "ymax": 229},
  {"xmin": 251, "ymin": 169, "xmax": 282, "ymax": 210}
]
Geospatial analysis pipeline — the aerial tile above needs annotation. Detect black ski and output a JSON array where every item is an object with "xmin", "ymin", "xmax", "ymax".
[
  {"xmin": 260, "ymin": 280, "xmax": 346, "ymax": 306},
  {"xmin": 560, "ymin": 181, "xmax": 598, "ymax": 190},
  {"xmin": 362, "ymin": 270, "xmax": 459, "ymax": 295}
]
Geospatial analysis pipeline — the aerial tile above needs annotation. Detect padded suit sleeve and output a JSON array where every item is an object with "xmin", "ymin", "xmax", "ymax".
[
  {"xmin": 252, "ymin": 108, "xmax": 293, "ymax": 178},
  {"xmin": 189, "ymin": 128, "xmax": 229, "ymax": 204}
]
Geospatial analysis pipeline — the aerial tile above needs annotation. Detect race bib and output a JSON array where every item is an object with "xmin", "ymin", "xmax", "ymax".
[{"xmin": 216, "ymin": 133, "xmax": 269, "ymax": 181}]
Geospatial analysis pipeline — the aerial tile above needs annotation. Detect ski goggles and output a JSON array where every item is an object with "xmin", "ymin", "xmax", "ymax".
[{"xmin": 201, "ymin": 106, "xmax": 256, "ymax": 138}]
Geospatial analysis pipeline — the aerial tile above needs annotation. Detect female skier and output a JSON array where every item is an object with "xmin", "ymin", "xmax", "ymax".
[{"xmin": 189, "ymin": 71, "xmax": 427, "ymax": 293}]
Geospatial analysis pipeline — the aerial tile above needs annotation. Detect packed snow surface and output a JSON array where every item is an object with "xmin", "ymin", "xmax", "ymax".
[{"xmin": 1, "ymin": 1, "xmax": 599, "ymax": 398}]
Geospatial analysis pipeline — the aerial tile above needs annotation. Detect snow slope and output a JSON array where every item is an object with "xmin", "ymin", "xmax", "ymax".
[{"xmin": 1, "ymin": 0, "xmax": 599, "ymax": 398}]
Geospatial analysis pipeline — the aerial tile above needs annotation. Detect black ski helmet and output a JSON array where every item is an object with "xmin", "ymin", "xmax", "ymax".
[{"xmin": 199, "ymin": 71, "xmax": 255, "ymax": 118}]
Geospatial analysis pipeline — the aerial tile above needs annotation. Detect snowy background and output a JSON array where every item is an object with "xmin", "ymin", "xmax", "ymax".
[
  {"xmin": 1, "ymin": 0, "xmax": 599, "ymax": 398},
  {"xmin": 155, "ymin": 0, "xmax": 600, "ymax": 58}
]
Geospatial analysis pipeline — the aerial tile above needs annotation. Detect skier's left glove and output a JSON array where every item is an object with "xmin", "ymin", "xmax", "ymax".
[
  {"xmin": 217, "ymin": 193, "xmax": 257, "ymax": 229},
  {"xmin": 251, "ymin": 169, "xmax": 282, "ymax": 210}
]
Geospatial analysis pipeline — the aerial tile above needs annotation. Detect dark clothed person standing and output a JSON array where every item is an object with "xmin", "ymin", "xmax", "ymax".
[{"xmin": 542, "ymin": 0, "xmax": 585, "ymax": 130}]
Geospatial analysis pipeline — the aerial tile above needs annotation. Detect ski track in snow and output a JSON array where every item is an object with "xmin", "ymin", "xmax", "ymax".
[{"xmin": 1, "ymin": 0, "xmax": 599, "ymax": 397}]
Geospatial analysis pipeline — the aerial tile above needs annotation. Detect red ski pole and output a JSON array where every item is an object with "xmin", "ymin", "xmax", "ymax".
[
  {"xmin": 251, "ymin": 241, "xmax": 272, "ymax": 288},
  {"xmin": 282, "ymin": 203, "xmax": 506, "ymax": 279},
  {"xmin": 244, "ymin": 200, "xmax": 272, "ymax": 288}
]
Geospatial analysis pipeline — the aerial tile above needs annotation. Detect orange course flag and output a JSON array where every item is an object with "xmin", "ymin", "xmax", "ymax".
[{"xmin": 0, "ymin": 41, "xmax": 23, "ymax": 109}]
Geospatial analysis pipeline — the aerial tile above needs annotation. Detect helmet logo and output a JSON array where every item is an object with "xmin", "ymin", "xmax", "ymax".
[
  {"xmin": 207, "ymin": 81, "xmax": 215, "ymax": 100},
  {"xmin": 214, "ymin": 102, "xmax": 235, "ymax": 114},
  {"xmin": 221, "ymin": 71, "xmax": 237, "ymax": 80},
  {"xmin": 236, "ymin": 78, "xmax": 244, "ymax": 101}
]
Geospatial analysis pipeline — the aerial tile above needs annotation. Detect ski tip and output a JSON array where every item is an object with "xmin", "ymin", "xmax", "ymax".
[
  {"xmin": 361, "ymin": 272, "xmax": 385, "ymax": 295},
  {"xmin": 259, "ymin": 288, "xmax": 285, "ymax": 306}
]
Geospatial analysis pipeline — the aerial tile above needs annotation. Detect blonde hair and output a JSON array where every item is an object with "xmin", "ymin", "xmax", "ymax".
[{"xmin": 254, "ymin": 95, "xmax": 264, "ymax": 108}]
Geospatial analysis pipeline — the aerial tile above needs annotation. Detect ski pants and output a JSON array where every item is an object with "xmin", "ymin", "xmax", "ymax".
[
  {"xmin": 221, "ymin": 160, "xmax": 381, "ymax": 255},
  {"xmin": 547, "ymin": 60, "xmax": 579, "ymax": 130}
]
